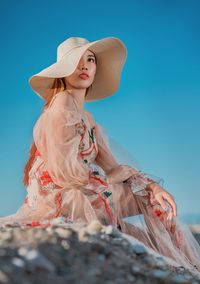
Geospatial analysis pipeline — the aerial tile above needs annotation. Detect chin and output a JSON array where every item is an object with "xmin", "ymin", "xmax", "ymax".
[{"xmin": 75, "ymin": 83, "xmax": 92, "ymax": 89}]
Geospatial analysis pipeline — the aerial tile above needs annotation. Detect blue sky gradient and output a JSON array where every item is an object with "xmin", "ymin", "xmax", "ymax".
[{"xmin": 0, "ymin": 0, "xmax": 200, "ymax": 221}]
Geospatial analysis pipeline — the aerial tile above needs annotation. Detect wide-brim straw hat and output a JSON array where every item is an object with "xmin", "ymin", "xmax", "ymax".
[{"xmin": 28, "ymin": 36, "xmax": 127, "ymax": 102}]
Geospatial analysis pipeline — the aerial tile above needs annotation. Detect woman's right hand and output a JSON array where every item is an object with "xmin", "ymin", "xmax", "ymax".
[{"xmin": 106, "ymin": 164, "xmax": 138, "ymax": 184}]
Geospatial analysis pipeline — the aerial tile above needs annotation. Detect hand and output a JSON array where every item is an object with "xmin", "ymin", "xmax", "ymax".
[
  {"xmin": 147, "ymin": 183, "xmax": 177, "ymax": 217},
  {"xmin": 107, "ymin": 164, "xmax": 139, "ymax": 184}
]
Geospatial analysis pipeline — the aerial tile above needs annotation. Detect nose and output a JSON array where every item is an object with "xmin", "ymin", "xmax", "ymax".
[
  {"xmin": 80, "ymin": 65, "xmax": 88, "ymax": 70},
  {"xmin": 79, "ymin": 59, "xmax": 88, "ymax": 70}
]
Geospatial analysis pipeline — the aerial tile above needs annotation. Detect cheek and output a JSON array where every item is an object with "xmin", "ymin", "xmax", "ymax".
[{"xmin": 91, "ymin": 66, "xmax": 97, "ymax": 78}]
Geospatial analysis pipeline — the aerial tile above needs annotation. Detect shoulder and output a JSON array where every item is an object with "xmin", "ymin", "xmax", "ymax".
[
  {"xmin": 49, "ymin": 91, "xmax": 76, "ymax": 111},
  {"xmin": 48, "ymin": 91, "xmax": 82, "ymax": 125}
]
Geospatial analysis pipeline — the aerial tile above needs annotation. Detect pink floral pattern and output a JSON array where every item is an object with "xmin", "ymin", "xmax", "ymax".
[{"xmin": 27, "ymin": 117, "xmax": 116, "ymax": 227}]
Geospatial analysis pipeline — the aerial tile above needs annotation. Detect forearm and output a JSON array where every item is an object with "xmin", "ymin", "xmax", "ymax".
[{"xmin": 95, "ymin": 150, "xmax": 119, "ymax": 175}]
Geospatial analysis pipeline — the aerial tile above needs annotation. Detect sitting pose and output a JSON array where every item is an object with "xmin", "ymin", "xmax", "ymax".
[{"xmin": 1, "ymin": 36, "xmax": 200, "ymax": 275}]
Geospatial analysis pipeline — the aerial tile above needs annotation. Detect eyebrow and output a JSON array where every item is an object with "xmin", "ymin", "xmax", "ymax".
[{"xmin": 87, "ymin": 54, "xmax": 95, "ymax": 57}]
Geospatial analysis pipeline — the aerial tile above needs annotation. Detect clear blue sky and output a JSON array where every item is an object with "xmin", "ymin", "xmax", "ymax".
[{"xmin": 0, "ymin": 0, "xmax": 200, "ymax": 221}]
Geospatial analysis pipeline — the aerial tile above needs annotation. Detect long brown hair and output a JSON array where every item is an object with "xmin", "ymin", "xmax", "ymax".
[{"xmin": 22, "ymin": 78, "xmax": 91, "ymax": 187}]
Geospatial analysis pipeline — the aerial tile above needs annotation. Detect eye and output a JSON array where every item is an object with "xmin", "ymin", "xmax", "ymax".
[{"xmin": 88, "ymin": 58, "xmax": 96, "ymax": 63}]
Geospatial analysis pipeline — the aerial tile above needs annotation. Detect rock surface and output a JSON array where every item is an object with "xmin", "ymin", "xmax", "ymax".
[{"xmin": 0, "ymin": 219, "xmax": 200, "ymax": 284}]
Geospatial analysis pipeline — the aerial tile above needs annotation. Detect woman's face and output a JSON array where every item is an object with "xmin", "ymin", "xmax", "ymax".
[{"xmin": 64, "ymin": 49, "xmax": 97, "ymax": 90}]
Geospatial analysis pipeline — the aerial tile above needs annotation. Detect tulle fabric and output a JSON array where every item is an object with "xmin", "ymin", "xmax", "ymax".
[{"xmin": 0, "ymin": 90, "xmax": 200, "ymax": 277}]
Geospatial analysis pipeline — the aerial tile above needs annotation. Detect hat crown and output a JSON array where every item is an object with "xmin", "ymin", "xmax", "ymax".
[{"xmin": 57, "ymin": 37, "xmax": 90, "ymax": 61}]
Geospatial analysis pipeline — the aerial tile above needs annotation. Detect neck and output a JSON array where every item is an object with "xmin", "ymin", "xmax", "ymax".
[{"xmin": 65, "ymin": 88, "xmax": 86, "ymax": 110}]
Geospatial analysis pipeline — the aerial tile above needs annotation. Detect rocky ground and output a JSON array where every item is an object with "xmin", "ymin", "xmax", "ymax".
[{"xmin": 0, "ymin": 219, "xmax": 200, "ymax": 284}]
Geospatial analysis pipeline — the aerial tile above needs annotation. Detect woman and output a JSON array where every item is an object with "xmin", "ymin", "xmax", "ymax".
[{"xmin": 0, "ymin": 36, "xmax": 200, "ymax": 274}]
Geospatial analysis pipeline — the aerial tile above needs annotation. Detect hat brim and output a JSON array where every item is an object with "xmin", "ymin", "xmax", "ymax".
[{"xmin": 29, "ymin": 37, "xmax": 127, "ymax": 102}]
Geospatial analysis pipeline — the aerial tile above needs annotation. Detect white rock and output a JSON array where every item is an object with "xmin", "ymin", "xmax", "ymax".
[
  {"xmin": 85, "ymin": 220, "xmax": 103, "ymax": 235},
  {"xmin": 78, "ymin": 229, "xmax": 89, "ymax": 242},
  {"xmin": 55, "ymin": 227, "xmax": 72, "ymax": 238},
  {"xmin": 18, "ymin": 246, "xmax": 29, "ymax": 256},
  {"xmin": 11, "ymin": 257, "xmax": 25, "ymax": 268},
  {"xmin": 101, "ymin": 225, "xmax": 121, "ymax": 237},
  {"xmin": 24, "ymin": 249, "xmax": 56, "ymax": 272},
  {"xmin": 61, "ymin": 240, "xmax": 70, "ymax": 250}
]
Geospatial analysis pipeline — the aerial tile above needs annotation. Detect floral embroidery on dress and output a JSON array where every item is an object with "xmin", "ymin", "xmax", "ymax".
[
  {"xmin": 75, "ymin": 118, "xmax": 116, "ymax": 226},
  {"xmin": 75, "ymin": 118, "xmax": 86, "ymax": 136},
  {"xmin": 88, "ymin": 126, "xmax": 95, "ymax": 143},
  {"xmin": 40, "ymin": 170, "xmax": 54, "ymax": 186},
  {"xmin": 75, "ymin": 119, "xmax": 98, "ymax": 158},
  {"xmin": 126, "ymin": 170, "xmax": 183, "ymax": 251},
  {"xmin": 38, "ymin": 170, "xmax": 58, "ymax": 195},
  {"xmin": 52, "ymin": 192, "xmax": 64, "ymax": 219},
  {"xmin": 89, "ymin": 170, "xmax": 109, "ymax": 187},
  {"xmin": 103, "ymin": 191, "xmax": 112, "ymax": 198},
  {"xmin": 29, "ymin": 150, "xmax": 63, "ymax": 196},
  {"xmin": 140, "ymin": 189, "xmax": 183, "ymax": 250},
  {"xmin": 27, "ymin": 116, "xmax": 116, "ymax": 227}
]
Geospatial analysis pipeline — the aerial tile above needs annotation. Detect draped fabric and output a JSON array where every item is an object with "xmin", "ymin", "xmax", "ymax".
[{"xmin": 0, "ymin": 90, "xmax": 200, "ymax": 276}]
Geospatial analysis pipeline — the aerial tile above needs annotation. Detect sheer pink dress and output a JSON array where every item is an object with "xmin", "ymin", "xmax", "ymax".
[{"xmin": 0, "ymin": 90, "xmax": 200, "ymax": 275}]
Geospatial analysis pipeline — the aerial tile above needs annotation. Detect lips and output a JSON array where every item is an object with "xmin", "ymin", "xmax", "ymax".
[{"xmin": 79, "ymin": 73, "xmax": 89, "ymax": 80}]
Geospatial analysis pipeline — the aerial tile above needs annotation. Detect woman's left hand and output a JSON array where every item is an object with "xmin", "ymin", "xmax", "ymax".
[{"xmin": 147, "ymin": 183, "xmax": 177, "ymax": 217}]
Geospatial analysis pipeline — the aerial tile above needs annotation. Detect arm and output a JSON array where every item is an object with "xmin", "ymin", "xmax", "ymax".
[
  {"xmin": 94, "ymin": 122, "xmax": 120, "ymax": 174},
  {"xmin": 34, "ymin": 100, "xmax": 90, "ymax": 189},
  {"xmin": 90, "ymin": 115, "xmax": 178, "ymax": 214},
  {"xmin": 88, "ymin": 113, "xmax": 164, "ymax": 189},
  {"xmin": 93, "ymin": 119, "xmax": 163, "ymax": 186},
  {"xmin": 126, "ymin": 170, "xmax": 164, "ymax": 195}
]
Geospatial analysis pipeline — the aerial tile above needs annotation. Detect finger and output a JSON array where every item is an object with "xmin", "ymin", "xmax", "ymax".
[
  {"xmin": 164, "ymin": 195, "xmax": 177, "ymax": 216},
  {"xmin": 155, "ymin": 195, "xmax": 168, "ymax": 211},
  {"xmin": 166, "ymin": 212, "xmax": 173, "ymax": 230},
  {"xmin": 167, "ymin": 210, "xmax": 174, "ymax": 221},
  {"xmin": 166, "ymin": 196, "xmax": 177, "ymax": 217}
]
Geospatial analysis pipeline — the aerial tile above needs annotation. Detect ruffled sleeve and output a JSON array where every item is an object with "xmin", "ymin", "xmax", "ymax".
[
  {"xmin": 125, "ymin": 171, "xmax": 165, "ymax": 196},
  {"xmin": 94, "ymin": 122, "xmax": 119, "ymax": 174},
  {"xmin": 33, "ymin": 95, "xmax": 90, "ymax": 189},
  {"xmin": 90, "ymin": 116, "xmax": 164, "ymax": 193}
]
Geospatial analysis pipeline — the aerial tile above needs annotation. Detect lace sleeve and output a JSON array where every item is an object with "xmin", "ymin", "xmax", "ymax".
[
  {"xmin": 124, "ymin": 170, "xmax": 165, "ymax": 196},
  {"xmin": 34, "ymin": 103, "xmax": 90, "ymax": 189},
  {"xmin": 94, "ymin": 122, "xmax": 119, "ymax": 174},
  {"xmin": 86, "ymin": 112, "xmax": 164, "ymax": 192}
]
